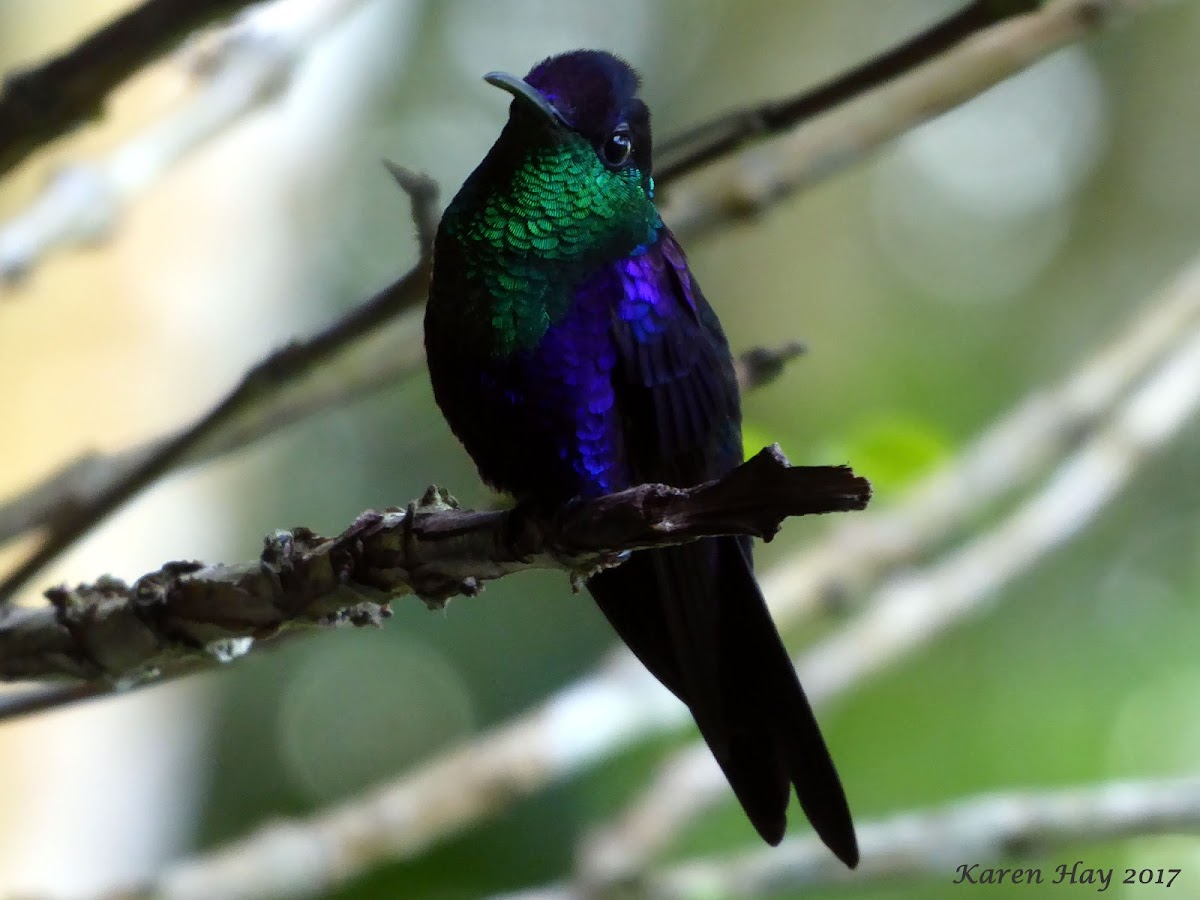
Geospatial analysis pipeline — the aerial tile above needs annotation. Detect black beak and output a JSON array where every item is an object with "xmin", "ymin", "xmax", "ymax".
[{"xmin": 483, "ymin": 71, "xmax": 564, "ymax": 126}]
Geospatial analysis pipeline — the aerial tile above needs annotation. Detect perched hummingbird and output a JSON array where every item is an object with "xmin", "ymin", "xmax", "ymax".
[{"xmin": 425, "ymin": 50, "xmax": 857, "ymax": 865}]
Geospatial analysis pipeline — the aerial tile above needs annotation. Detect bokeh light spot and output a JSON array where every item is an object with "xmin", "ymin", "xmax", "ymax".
[{"xmin": 277, "ymin": 634, "xmax": 475, "ymax": 803}]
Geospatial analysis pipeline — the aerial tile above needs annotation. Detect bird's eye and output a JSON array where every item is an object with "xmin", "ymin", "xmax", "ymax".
[{"xmin": 602, "ymin": 127, "xmax": 633, "ymax": 167}]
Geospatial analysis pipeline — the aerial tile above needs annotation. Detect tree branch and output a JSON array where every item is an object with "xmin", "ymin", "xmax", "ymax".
[
  {"xmin": 0, "ymin": 0, "xmax": 1106, "ymax": 285},
  {"xmin": 133, "ymin": 242, "xmax": 1200, "ymax": 899},
  {"xmin": 0, "ymin": 0, "xmax": 373, "ymax": 283},
  {"xmin": 0, "ymin": 0, "xmax": 1160, "ymax": 604},
  {"xmin": 0, "ymin": 447, "xmax": 867, "ymax": 687},
  {"xmin": 655, "ymin": 0, "xmax": 1037, "ymax": 183},
  {"xmin": 752, "ymin": 243, "xmax": 1200, "ymax": 642},
  {"xmin": 661, "ymin": 0, "xmax": 1155, "ymax": 239},
  {"xmin": 0, "ymin": 0, "xmax": 267, "ymax": 180},
  {"xmin": 0, "ymin": 337, "xmax": 802, "ymax": 553},
  {"xmin": 580, "ymin": 267, "xmax": 1200, "ymax": 884},
  {"xmin": 504, "ymin": 779, "xmax": 1200, "ymax": 899},
  {"xmin": 0, "ymin": 164, "xmax": 439, "ymax": 607}
]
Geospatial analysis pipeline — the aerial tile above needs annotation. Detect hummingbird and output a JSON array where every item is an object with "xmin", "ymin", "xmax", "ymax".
[{"xmin": 424, "ymin": 49, "xmax": 857, "ymax": 866}]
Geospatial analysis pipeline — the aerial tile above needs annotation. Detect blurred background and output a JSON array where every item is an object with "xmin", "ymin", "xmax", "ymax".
[{"xmin": 1, "ymin": 0, "xmax": 1199, "ymax": 897}]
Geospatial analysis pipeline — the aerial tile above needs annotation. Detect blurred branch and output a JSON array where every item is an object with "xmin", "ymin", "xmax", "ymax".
[
  {"xmin": 758, "ymin": 241, "xmax": 1200, "ymax": 632},
  {"xmin": 731, "ymin": 341, "xmax": 806, "ymax": 391},
  {"xmin": 133, "ymin": 245, "xmax": 1200, "ymax": 898},
  {"xmin": 0, "ymin": 0, "xmax": 1161, "ymax": 592},
  {"xmin": 138, "ymin": 650, "xmax": 687, "ymax": 898},
  {"xmin": 503, "ymin": 779, "xmax": 1200, "ymax": 899},
  {"xmin": 0, "ymin": 0, "xmax": 372, "ymax": 283},
  {"xmin": 655, "ymin": 0, "xmax": 1037, "ymax": 182},
  {"xmin": 0, "ymin": 337, "xmax": 800, "ymax": 553},
  {"xmin": 662, "ymin": 0, "xmax": 1158, "ymax": 239},
  {"xmin": 581, "ymin": 265, "xmax": 1200, "ymax": 884},
  {"xmin": 0, "ymin": 0, "xmax": 1160, "ymax": 593},
  {"xmin": 0, "ymin": 0, "xmax": 260, "ymax": 180},
  {"xmin": 0, "ymin": 165, "xmax": 439, "ymax": 607},
  {"xmin": 0, "ymin": 0, "xmax": 1014, "ymax": 285},
  {"xmin": 0, "ymin": 681, "xmax": 111, "ymax": 722},
  {"xmin": 0, "ymin": 447, "xmax": 867, "ymax": 686},
  {"xmin": 1, "ymin": 0, "xmax": 1148, "ymax": 283}
]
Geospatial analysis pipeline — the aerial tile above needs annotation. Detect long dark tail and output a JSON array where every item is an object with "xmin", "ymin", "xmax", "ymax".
[{"xmin": 588, "ymin": 536, "xmax": 858, "ymax": 866}]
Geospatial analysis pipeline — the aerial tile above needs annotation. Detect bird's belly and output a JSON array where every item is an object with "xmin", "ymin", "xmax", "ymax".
[{"xmin": 450, "ymin": 307, "xmax": 629, "ymax": 502}]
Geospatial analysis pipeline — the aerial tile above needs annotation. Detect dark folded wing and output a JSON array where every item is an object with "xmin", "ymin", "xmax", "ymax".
[
  {"xmin": 590, "ymin": 230, "xmax": 857, "ymax": 862},
  {"xmin": 599, "ymin": 230, "xmax": 743, "ymax": 734},
  {"xmin": 607, "ymin": 230, "xmax": 743, "ymax": 486}
]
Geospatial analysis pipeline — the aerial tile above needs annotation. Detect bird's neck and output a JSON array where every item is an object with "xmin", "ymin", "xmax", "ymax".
[{"xmin": 434, "ymin": 133, "xmax": 662, "ymax": 357}]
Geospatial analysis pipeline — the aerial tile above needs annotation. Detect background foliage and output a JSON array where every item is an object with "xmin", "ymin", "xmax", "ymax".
[{"xmin": 1, "ymin": 1, "xmax": 1198, "ymax": 897}]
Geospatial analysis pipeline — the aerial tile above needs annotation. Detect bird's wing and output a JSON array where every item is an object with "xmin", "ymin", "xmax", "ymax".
[
  {"xmin": 594, "ymin": 228, "xmax": 745, "ymax": 742},
  {"xmin": 590, "ymin": 230, "xmax": 857, "ymax": 862},
  {"xmin": 607, "ymin": 229, "xmax": 743, "ymax": 487}
]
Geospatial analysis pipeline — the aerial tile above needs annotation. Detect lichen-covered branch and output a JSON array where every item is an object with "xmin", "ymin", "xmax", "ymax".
[
  {"xmin": 0, "ymin": 165, "xmax": 439, "ymax": 607},
  {"xmin": 133, "ymin": 241, "xmax": 1200, "ymax": 900},
  {"xmin": 0, "ymin": 446, "xmax": 868, "ymax": 687}
]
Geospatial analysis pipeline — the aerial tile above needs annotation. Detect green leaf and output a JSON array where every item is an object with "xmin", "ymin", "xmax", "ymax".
[{"xmin": 812, "ymin": 415, "xmax": 951, "ymax": 500}]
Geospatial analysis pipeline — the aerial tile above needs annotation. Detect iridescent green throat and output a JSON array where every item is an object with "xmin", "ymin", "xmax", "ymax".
[{"xmin": 439, "ymin": 136, "xmax": 662, "ymax": 357}]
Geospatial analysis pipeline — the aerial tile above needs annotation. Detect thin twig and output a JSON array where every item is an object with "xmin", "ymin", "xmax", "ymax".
[
  {"xmin": 0, "ymin": 167, "xmax": 439, "ymax": 607},
  {"xmin": 731, "ymin": 341, "xmax": 806, "ymax": 390},
  {"xmin": 501, "ymin": 779, "xmax": 1200, "ymax": 899}
]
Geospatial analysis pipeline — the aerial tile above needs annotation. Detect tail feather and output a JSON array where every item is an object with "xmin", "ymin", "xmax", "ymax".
[
  {"xmin": 588, "ymin": 537, "xmax": 858, "ymax": 866},
  {"xmin": 716, "ymin": 538, "xmax": 858, "ymax": 863},
  {"xmin": 715, "ymin": 735, "xmax": 789, "ymax": 845}
]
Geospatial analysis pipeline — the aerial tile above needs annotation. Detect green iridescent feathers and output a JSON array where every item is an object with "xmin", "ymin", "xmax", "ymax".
[{"xmin": 436, "ymin": 137, "xmax": 661, "ymax": 357}]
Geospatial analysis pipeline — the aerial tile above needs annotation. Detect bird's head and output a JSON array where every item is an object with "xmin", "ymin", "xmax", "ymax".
[
  {"xmin": 460, "ymin": 50, "xmax": 660, "ymax": 262},
  {"xmin": 488, "ymin": 50, "xmax": 653, "ymax": 199}
]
